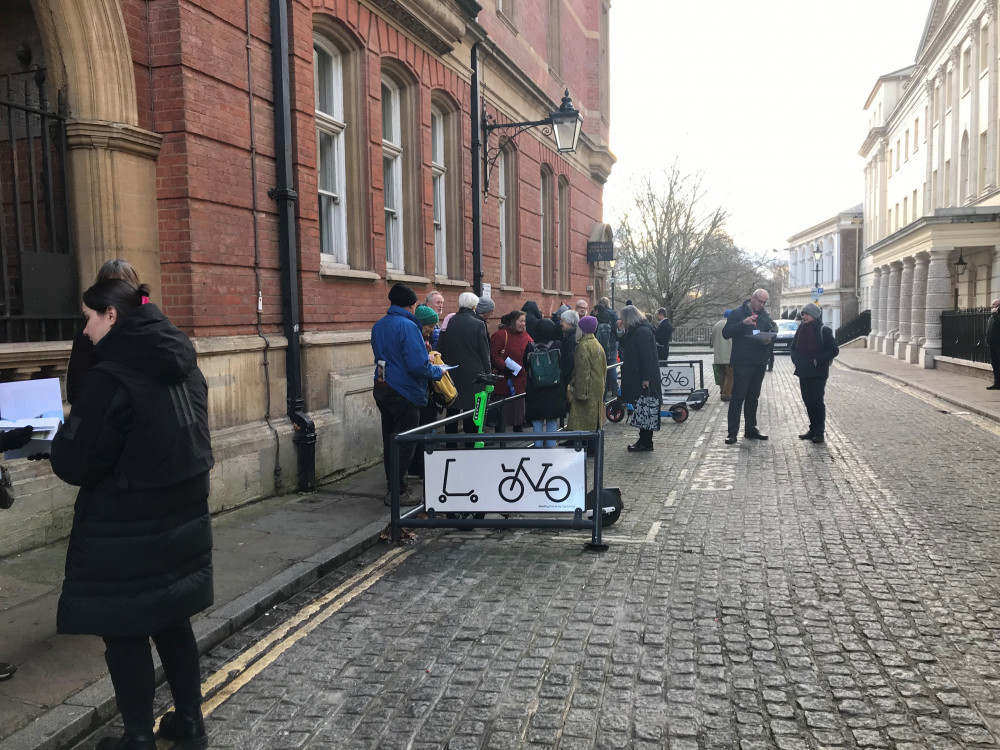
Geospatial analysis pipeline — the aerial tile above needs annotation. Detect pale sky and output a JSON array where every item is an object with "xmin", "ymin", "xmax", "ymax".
[{"xmin": 604, "ymin": 1, "xmax": 933, "ymax": 253}]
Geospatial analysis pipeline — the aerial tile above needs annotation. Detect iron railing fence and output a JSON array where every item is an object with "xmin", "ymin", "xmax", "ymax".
[
  {"xmin": 836, "ymin": 309, "xmax": 870, "ymax": 345},
  {"xmin": 941, "ymin": 307, "xmax": 992, "ymax": 363},
  {"xmin": 0, "ymin": 68, "xmax": 77, "ymax": 344},
  {"xmin": 670, "ymin": 324, "xmax": 713, "ymax": 344}
]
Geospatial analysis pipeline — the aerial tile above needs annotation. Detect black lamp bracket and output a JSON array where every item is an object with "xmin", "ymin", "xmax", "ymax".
[{"xmin": 481, "ymin": 106, "xmax": 552, "ymax": 199}]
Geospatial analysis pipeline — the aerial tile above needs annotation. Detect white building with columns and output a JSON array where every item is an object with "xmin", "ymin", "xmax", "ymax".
[
  {"xmin": 860, "ymin": 0, "xmax": 1000, "ymax": 368},
  {"xmin": 782, "ymin": 205, "xmax": 864, "ymax": 331}
]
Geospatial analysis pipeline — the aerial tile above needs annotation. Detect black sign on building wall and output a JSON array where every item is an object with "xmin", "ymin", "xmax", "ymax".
[{"xmin": 587, "ymin": 241, "xmax": 613, "ymax": 263}]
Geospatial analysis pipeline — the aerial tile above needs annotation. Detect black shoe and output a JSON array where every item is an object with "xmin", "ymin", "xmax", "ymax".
[
  {"xmin": 95, "ymin": 734, "xmax": 158, "ymax": 750},
  {"xmin": 724, "ymin": 434, "xmax": 738, "ymax": 445},
  {"xmin": 0, "ymin": 662, "xmax": 15, "ymax": 681},
  {"xmin": 766, "ymin": 366, "xmax": 773, "ymax": 372},
  {"xmin": 745, "ymin": 430, "xmax": 768, "ymax": 440},
  {"xmin": 158, "ymin": 706, "xmax": 209, "ymax": 750},
  {"xmin": 988, "ymin": 384, "xmax": 1000, "ymax": 390},
  {"xmin": 798, "ymin": 432, "xmax": 814, "ymax": 440},
  {"xmin": 811, "ymin": 435, "xmax": 825, "ymax": 444},
  {"xmin": 627, "ymin": 441, "xmax": 653, "ymax": 452}
]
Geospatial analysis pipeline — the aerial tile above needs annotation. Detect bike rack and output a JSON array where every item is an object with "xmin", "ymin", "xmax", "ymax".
[{"xmin": 388, "ymin": 422, "xmax": 609, "ymax": 552}]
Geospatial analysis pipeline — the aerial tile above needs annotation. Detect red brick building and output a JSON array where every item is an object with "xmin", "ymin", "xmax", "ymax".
[{"xmin": 0, "ymin": 0, "xmax": 614, "ymax": 554}]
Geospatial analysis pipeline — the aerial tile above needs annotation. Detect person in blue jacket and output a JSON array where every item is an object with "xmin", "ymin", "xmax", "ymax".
[{"xmin": 371, "ymin": 282, "xmax": 444, "ymax": 506}]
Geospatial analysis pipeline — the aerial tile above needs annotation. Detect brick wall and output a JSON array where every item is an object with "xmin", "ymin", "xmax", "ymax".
[{"xmin": 126, "ymin": 0, "xmax": 607, "ymax": 336}]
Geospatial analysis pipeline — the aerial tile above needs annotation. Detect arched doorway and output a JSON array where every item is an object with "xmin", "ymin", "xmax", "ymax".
[{"xmin": 0, "ymin": 0, "xmax": 162, "ymax": 342}]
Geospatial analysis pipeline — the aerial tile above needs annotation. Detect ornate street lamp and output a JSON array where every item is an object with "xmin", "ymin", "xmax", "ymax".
[
  {"xmin": 470, "ymin": 43, "xmax": 583, "ymax": 297},
  {"xmin": 953, "ymin": 249, "xmax": 968, "ymax": 277},
  {"xmin": 609, "ymin": 258, "xmax": 616, "ymax": 310},
  {"xmin": 812, "ymin": 246, "xmax": 822, "ymax": 302}
]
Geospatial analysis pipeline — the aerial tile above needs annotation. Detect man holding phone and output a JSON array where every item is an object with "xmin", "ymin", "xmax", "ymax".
[{"xmin": 722, "ymin": 289, "xmax": 776, "ymax": 444}]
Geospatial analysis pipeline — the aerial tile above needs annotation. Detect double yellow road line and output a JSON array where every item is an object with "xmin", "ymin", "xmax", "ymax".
[{"xmin": 156, "ymin": 546, "xmax": 414, "ymax": 726}]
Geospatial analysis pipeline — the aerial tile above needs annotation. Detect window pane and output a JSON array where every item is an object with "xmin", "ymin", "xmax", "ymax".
[
  {"xmin": 320, "ymin": 194, "xmax": 334, "ymax": 255},
  {"xmin": 431, "ymin": 111, "xmax": 441, "ymax": 163},
  {"xmin": 319, "ymin": 131, "xmax": 336, "ymax": 192},
  {"xmin": 315, "ymin": 45, "xmax": 332, "ymax": 114},
  {"xmin": 383, "ymin": 157, "xmax": 395, "ymax": 210},
  {"xmin": 381, "ymin": 84, "xmax": 393, "ymax": 142}
]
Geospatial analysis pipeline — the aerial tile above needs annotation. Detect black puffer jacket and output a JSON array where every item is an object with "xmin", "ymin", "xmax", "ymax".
[{"xmin": 51, "ymin": 303, "xmax": 214, "ymax": 637}]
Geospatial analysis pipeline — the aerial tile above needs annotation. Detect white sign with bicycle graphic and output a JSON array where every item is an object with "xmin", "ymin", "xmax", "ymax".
[
  {"xmin": 424, "ymin": 448, "xmax": 586, "ymax": 513},
  {"xmin": 659, "ymin": 363, "xmax": 696, "ymax": 398}
]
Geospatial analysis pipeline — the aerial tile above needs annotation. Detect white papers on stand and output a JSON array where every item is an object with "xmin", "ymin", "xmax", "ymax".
[{"xmin": 504, "ymin": 357, "xmax": 522, "ymax": 376}]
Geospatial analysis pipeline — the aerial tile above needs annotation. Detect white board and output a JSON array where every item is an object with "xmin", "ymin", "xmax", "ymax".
[{"xmin": 424, "ymin": 448, "xmax": 586, "ymax": 513}]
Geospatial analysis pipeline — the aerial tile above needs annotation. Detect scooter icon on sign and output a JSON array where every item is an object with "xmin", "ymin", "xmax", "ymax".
[{"xmin": 437, "ymin": 458, "xmax": 478, "ymax": 504}]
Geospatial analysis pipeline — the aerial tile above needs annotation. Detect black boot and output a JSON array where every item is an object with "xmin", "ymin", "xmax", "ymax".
[
  {"xmin": 157, "ymin": 705, "xmax": 209, "ymax": 750},
  {"xmin": 95, "ymin": 733, "xmax": 157, "ymax": 750}
]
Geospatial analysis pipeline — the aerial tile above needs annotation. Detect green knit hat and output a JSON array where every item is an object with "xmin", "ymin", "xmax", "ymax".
[{"xmin": 415, "ymin": 304, "xmax": 439, "ymax": 326}]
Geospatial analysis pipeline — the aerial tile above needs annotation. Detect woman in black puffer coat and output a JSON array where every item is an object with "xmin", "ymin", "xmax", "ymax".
[
  {"xmin": 51, "ymin": 279, "xmax": 214, "ymax": 750},
  {"xmin": 523, "ymin": 318, "xmax": 568, "ymax": 446},
  {"xmin": 619, "ymin": 305, "xmax": 662, "ymax": 452}
]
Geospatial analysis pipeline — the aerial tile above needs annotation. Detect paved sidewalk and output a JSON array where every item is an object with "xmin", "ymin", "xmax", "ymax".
[
  {"xmin": 1, "ymin": 344, "xmax": 999, "ymax": 750},
  {"xmin": 836, "ymin": 344, "xmax": 1000, "ymax": 423},
  {"xmin": 0, "ymin": 464, "xmax": 391, "ymax": 750}
]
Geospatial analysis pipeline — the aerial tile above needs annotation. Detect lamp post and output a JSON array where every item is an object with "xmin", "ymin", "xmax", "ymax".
[
  {"xmin": 812, "ymin": 246, "xmax": 822, "ymax": 302},
  {"xmin": 470, "ymin": 43, "xmax": 583, "ymax": 297},
  {"xmin": 609, "ymin": 258, "xmax": 616, "ymax": 310}
]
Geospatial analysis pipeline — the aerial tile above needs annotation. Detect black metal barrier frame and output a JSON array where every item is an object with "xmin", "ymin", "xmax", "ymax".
[{"xmin": 388, "ymin": 402, "xmax": 608, "ymax": 551}]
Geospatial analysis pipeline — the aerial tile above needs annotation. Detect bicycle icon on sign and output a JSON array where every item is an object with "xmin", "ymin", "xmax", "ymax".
[
  {"xmin": 660, "ymin": 368, "xmax": 692, "ymax": 390},
  {"xmin": 498, "ymin": 457, "xmax": 571, "ymax": 503}
]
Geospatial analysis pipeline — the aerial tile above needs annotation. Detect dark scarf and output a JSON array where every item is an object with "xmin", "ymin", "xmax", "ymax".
[{"xmin": 794, "ymin": 319, "xmax": 820, "ymax": 358}]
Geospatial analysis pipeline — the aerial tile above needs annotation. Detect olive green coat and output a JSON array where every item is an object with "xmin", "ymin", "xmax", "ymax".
[{"xmin": 567, "ymin": 333, "xmax": 606, "ymax": 431}]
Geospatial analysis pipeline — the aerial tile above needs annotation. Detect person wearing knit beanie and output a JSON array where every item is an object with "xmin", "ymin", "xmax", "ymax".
[
  {"xmin": 414, "ymin": 304, "xmax": 439, "ymax": 327},
  {"xmin": 387, "ymin": 282, "xmax": 418, "ymax": 308},
  {"xmin": 475, "ymin": 297, "xmax": 495, "ymax": 318},
  {"xmin": 800, "ymin": 302, "xmax": 822, "ymax": 321},
  {"xmin": 578, "ymin": 315, "xmax": 598, "ymax": 334}
]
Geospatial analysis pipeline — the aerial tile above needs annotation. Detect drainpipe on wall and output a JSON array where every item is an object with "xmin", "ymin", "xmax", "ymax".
[{"xmin": 268, "ymin": 0, "xmax": 315, "ymax": 491}]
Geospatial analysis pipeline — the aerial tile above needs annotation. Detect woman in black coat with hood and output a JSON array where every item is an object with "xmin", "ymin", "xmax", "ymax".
[
  {"xmin": 51, "ymin": 279, "xmax": 214, "ymax": 750},
  {"xmin": 619, "ymin": 305, "xmax": 662, "ymax": 452},
  {"xmin": 523, "ymin": 318, "xmax": 567, "ymax": 446},
  {"xmin": 790, "ymin": 302, "xmax": 839, "ymax": 444}
]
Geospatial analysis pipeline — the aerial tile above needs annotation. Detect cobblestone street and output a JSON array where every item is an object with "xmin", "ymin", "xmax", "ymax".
[{"xmin": 77, "ymin": 356, "xmax": 1000, "ymax": 750}]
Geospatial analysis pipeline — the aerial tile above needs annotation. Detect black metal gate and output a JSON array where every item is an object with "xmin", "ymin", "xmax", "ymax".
[
  {"xmin": 0, "ymin": 68, "xmax": 77, "ymax": 343},
  {"xmin": 941, "ymin": 307, "xmax": 991, "ymax": 363}
]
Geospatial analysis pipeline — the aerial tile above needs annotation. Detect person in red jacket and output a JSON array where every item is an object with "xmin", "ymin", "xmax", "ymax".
[{"xmin": 490, "ymin": 310, "xmax": 533, "ymax": 431}]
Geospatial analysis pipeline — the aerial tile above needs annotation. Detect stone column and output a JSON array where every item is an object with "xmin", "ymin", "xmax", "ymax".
[
  {"xmin": 884, "ymin": 261, "xmax": 902, "ymax": 355},
  {"xmin": 897, "ymin": 257, "xmax": 914, "ymax": 360},
  {"xmin": 869, "ymin": 266, "xmax": 883, "ymax": 349},
  {"xmin": 970, "ymin": 22, "xmax": 981, "ymax": 198},
  {"xmin": 877, "ymin": 264, "xmax": 891, "ymax": 351},
  {"xmin": 921, "ymin": 248, "xmax": 953, "ymax": 368},
  {"xmin": 925, "ymin": 79, "xmax": 936, "ymax": 210},
  {"xmin": 991, "ymin": 245, "xmax": 1000, "ymax": 300},
  {"xmin": 987, "ymin": 3, "xmax": 998, "ymax": 191},
  {"xmin": 908, "ymin": 252, "xmax": 930, "ymax": 363}
]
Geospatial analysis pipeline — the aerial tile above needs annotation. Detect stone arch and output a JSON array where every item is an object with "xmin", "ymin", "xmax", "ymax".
[
  {"xmin": 31, "ymin": 0, "xmax": 137, "ymax": 124},
  {"xmin": 29, "ymin": 0, "xmax": 162, "ymax": 296}
]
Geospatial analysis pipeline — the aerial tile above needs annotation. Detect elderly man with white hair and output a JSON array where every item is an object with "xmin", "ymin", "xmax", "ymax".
[
  {"xmin": 722, "ymin": 288, "xmax": 776, "ymax": 444},
  {"xmin": 438, "ymin": 292, "xmax": 493, "ymax": 433},
  {"xmin": 575, "ymin": 299, "xmax": 589, "ymax": 318}
]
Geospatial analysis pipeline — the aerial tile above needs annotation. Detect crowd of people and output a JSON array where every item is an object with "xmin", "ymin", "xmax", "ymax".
[{"xmin": 369, "ymin": 285, "xmax": 679, "ymax": 481}]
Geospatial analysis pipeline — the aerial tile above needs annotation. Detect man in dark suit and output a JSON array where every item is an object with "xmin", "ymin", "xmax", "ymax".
[{"xmin": 655, "ymin": 308, "xmax": 673, "ymax": 361}]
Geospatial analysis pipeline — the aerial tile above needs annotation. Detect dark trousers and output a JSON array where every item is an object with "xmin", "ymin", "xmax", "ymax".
[
  {"xmin": 407, "ymin": 400, "xmax": 439, "ymax": 478},
  {"xmin": 991, "ymin": 344, "xmax": 1000, "ymax": 385},
  {"xmin": 373, "ymin": 383, "xmax": 419, "ymax": 491},
  {"xmin": 728, "ymin": 364, "xmax": 766, "ymax": 435},
  {"xmin": 798, "ymin": 376, "xmax": 828, "ymax": 436},
  {"xmin": 103, "ymin": 619, "xmax": 202, "ymax": 736},
  {"xmin": 638, "ymin": 428, "xmax": 654, "ymax": 447}
]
